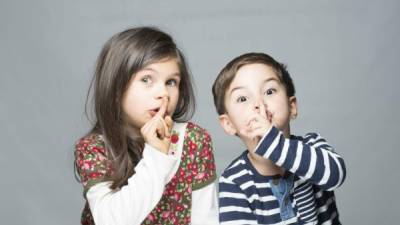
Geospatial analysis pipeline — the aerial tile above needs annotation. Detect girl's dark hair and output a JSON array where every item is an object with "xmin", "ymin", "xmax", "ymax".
[{"xmin": 81, "ymin": 27, "xmax": 195, "ymax": 189}]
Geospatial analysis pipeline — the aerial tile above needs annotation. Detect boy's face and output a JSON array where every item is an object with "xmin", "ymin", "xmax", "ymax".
[{"xmin": 219, "ymin": 63, "xmax": 297, "ymax": 139}]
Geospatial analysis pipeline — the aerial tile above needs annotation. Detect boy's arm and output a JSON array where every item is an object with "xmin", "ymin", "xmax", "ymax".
[
  {"xmin": 218, "ymin": 176, "xmax": 258, "ymax": 225},
  {"xmin": 254, "ymin": 126, "xmax": 346, "ymax": 191}
]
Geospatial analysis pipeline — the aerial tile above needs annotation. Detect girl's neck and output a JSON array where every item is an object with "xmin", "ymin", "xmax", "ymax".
[{"xmin": 124, "ymin": 123, "xmax": 143, "ymax": 141}]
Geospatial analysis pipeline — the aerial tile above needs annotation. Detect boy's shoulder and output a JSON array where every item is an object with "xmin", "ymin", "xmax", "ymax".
[{"xmin": 220, "ymin": 151, "xmax": 251, "ymax": 184}]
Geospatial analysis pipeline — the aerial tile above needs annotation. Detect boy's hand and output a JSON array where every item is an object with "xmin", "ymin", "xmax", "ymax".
[
  {"xmin": 240, "ymin": 103, "xmax": 273, "ymax": 150},
  {"xmin": 141, "ymin": 97, "xmax": 174, "ymax": 154}
]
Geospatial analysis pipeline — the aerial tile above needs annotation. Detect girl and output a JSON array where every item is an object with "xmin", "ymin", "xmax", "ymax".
[{"xmin": 74, "ymin": 27, "xmax": 218, "ymax": 225}]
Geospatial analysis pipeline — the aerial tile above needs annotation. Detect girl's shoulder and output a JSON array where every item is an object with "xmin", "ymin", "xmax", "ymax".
[
  {"xmin": 74, "ymin": 133, "xmax": 111, "ymax": 194},
  {"xmin": 185, "ymin": 121, "xmax": 211, "ymax": 137},
  {"xmin": 182, "ymin": 121, "xmax": 216, "ymax": 189},
  {"xmin": 75, "ymin": 132, "xmax": 107, "ymax": 156},
  {"xmin": 184, "ymin": 121, "xmax": 213, "ymax": 146}
]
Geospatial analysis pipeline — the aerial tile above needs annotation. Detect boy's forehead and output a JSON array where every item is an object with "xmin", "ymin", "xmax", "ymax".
[{"xmin": 227, "ymin": 64, "xmax": 281, "ymax": 93}]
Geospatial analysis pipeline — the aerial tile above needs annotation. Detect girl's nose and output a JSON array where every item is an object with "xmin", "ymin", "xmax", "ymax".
[{"xmin": 156, "ymin": 84, "xmax": 169, "ymax": 100}]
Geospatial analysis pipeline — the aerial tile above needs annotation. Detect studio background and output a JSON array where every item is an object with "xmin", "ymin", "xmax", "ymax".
[{"xmin": 1, "ymin": 0, "xmax": 399, "ymax": 224}]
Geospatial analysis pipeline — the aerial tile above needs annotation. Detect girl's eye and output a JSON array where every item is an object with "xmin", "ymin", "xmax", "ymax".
[
  {"xmin": 236, "ymin": 96, "xmax": 248, "ymax": 103},
  {"xmin": 264, "ymin": 88, "xmax": 276, "ymax": 96},
  {"xmin": 166, "ymin": 79, "xmax": 178, "ymax": 87},
  {"xmin": 141, "ymin": 76, "xmax": 152, "ymax": 84}
]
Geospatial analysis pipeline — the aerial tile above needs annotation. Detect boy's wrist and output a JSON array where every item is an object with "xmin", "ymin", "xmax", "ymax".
[{"xmin": 253, "ymin": 125, "xmax": 275, "ymax": 154}]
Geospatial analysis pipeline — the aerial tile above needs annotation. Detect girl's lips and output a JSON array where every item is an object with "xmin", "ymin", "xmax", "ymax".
[
  {"xmin": 149, "ymin": 110, "xmax": 157, "ymax": 116},
  {"xmin": 149, "ymin": 108, "xmax": 168, "ymax": 117}
]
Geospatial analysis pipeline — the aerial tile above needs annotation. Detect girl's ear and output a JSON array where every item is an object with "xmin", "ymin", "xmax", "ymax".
[
  {"xmin": 289, "ymin": 96, "xmax": 298, "ymax": 119},
  {"xmin": 219, "ymin": 114, "xmax": 238, "ymax": 136}
]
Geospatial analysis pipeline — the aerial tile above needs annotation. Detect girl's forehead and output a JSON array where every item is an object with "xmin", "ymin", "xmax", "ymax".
[{"xmin": 140, "ymin": 58, "xmax": 181, "ymax": 75}]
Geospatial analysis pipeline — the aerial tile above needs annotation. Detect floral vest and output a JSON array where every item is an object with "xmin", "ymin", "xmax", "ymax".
[{"xmin": 75, "ymin": 122, "xmax": 216, "ymax": 225}]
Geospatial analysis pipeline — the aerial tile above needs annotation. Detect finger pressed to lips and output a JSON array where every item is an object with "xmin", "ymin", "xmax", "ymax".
[{"xmin": 150, "ymin": 97, "xmax": 169, "ymax": 118}]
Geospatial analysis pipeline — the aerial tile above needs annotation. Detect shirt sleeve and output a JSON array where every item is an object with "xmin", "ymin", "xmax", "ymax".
[
  {"xmin": 75, "ymin": 136, "xmax": 179, "ymax": 225},
  {"xmin": 191, "ymin": 182, "xmax": 219, "ymax": 225},
  {"xmin": 254, "ymin": 126, "xmax": 346, "ymax": 191},
  {"xmin": 187, "ymin": 124, "xmax": 217, "ymax": 190}
]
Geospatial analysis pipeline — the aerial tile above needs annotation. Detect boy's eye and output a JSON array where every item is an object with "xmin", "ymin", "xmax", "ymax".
[
  {"xmin": 236, "ymin": 96, "xmax": 248, "ymax": 103},
  {"xmin": 264, "ymin": 88, "xmax": 276, "ymax": 96},
  {"xmin": 166, "ymin": 79, "xmax": 178, "ymax": 87}
]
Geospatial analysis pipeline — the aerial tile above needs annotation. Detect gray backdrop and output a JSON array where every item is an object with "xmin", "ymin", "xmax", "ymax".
[{"xmin": 1, "ymin": 0, "xmax": 399, "ymax": 224}]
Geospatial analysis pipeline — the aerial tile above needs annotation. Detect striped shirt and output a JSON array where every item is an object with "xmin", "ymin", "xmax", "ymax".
[{"xmin": 219, "ymin": 126, "xmax": 346, "ymax": 225}]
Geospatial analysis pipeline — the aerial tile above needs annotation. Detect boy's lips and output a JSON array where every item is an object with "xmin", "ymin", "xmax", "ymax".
[{"xmin": 266, "ymin": 110, "xmax": 273, "ymax": 121}]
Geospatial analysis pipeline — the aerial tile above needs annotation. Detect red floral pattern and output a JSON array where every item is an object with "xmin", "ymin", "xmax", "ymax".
[{"xmin": 75, "ymin": 122, "xmax": 216, "ymax": 225}]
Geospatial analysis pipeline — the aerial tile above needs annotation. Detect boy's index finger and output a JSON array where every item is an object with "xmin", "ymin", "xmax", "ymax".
[{"xmin": 258, "ymin": 101, "xmax": 268, "ymax": 119}]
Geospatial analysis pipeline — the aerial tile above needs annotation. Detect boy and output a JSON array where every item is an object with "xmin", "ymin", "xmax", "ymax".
[{"xmin": 212, "ymin": 53, "xmax": 346, "ymax": 225}]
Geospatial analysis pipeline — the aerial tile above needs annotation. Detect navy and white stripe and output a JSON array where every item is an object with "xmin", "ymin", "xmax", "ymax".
[{"xmin": 219, "ymin": 127, "xmax": 346, "ymax": 224}]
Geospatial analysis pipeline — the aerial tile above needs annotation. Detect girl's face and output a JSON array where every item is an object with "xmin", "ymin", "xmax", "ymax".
[{"xmin": 122, "ymin": 58, "xmax": 181, "ymax": 129}]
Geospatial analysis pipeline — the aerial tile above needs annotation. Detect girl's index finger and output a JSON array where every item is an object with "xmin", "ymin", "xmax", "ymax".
[{"xmin": 157, "ymin": 96, "xmax": 168, "ymax": 118}]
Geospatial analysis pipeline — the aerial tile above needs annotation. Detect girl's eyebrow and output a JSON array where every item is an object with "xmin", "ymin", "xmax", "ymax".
[
  {"xmin": 168, "ymin": 72, "xmax": 181, "ymax": 77},
  {"xmin": 139, "ymin": 68, "xmax": 156, "ymax": 73},
  {"xmin": 139, "ymin": 68, "xmax": 180, "ymax": 77},
  {"xmin": 229, "ymin": 86, "xmax": 245, "ymax": 97}
]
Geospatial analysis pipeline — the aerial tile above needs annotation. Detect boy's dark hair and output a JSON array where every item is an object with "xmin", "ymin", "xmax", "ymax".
[{"xmin": 212, "ymin": 52, "xmax": 295, "ymax": 115}]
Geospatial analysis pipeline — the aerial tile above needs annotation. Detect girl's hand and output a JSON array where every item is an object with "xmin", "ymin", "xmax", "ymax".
[
  {"xmin": 141, "ymin": 97, "xmax": 174, "ymax": 154},
  {"xmin": 240, "ymin": 103, "xmax": 273, "ymax": 150}
]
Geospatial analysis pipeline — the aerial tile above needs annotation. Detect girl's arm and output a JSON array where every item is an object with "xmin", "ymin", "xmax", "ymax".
[
  {"xmin": 191, "ymin": 182, "xmax": 219, "ymax": 225},
  {"xmin": 77, "ymin": 143, "xmax": 178, "ymax": 225},
  {"xmin": 254, "ymin": 126, "xmax": 346, "ymax": 191}
]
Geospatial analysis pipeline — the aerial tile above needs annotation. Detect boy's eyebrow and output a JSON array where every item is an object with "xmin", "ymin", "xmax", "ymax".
[
  {"xmin": 229, "ymin": 77, "xmax": 279, "ymax": 96},
  {"xmin": 263, "ymin": 77, "xmax": 279, "ymax": 84}
]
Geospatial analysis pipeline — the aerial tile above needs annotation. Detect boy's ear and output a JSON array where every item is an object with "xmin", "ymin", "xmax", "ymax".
[
  {"xmin": 219, "ymin": 114, "xmax": 237, "ymax": 136},
  {"xmin": 289, "ymin": 96, "xmax": 298, "ymax": 119}
]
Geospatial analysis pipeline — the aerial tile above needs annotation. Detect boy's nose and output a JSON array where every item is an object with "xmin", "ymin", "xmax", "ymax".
[
  {"xmin": 253, "ymin": 102, "xmax": 261, "ymax": 113},
  {"xmin": 253, "ymin": 98, "xmax": 265, "ymax": 113}
]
